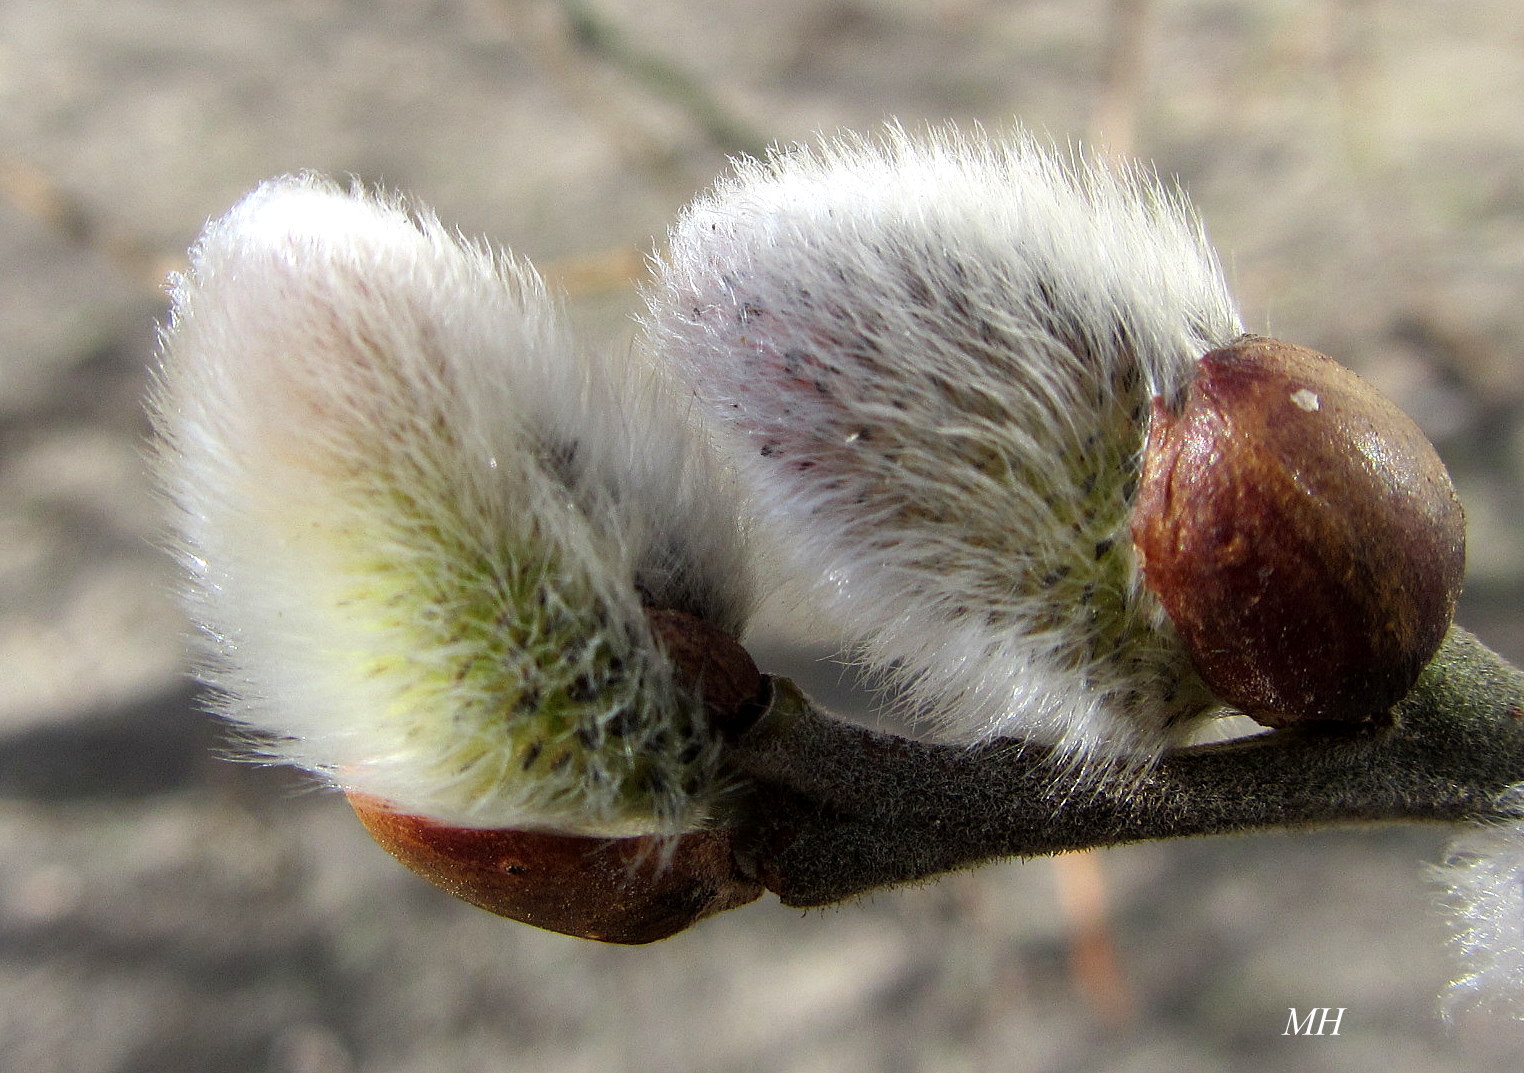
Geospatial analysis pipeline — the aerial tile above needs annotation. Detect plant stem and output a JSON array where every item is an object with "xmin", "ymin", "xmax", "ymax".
[
  {"xmin": 725, "ymin": 627, "xmax": 1524, "ymax": 907},
  {"xmin": 560, "ymin": 0, "xmax": 767, "ymax": 160}
]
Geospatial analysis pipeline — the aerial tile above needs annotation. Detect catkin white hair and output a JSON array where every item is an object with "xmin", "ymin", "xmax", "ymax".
[
  {"xmin": 646, "ymin": 124, "xmax": 1243, "ymax": 762},
  {"xmin": 150, "ymin": 175, "xmax": 749, "ymax": 835},
  {"xmin": 1437, "ymin": 789, "xmax": 1524, "ymax": 1018}
]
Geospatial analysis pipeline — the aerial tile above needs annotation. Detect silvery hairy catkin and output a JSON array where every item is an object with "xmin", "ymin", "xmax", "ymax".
[
  {"xmin": 149, "ymin": 175, "xmax": 752, "ymax": 836},
  {"xmin": 1439, "ymin": 788, "xmax": 1524, "ymax": 1018},
  {"xmin": 647, "ymin": 125, "xmax": 1245, "ymax": 763}
]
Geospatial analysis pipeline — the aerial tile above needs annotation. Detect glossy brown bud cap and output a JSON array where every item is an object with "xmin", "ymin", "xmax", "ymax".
[
  {"xmin": 349, "ymin": 796, "xmax": 764, "ymax": 944},
  {"xmin": 1132, "ymin": 336, "xmax": 1465, "ymax": 727},
  {"xmin": 643, "ymin": 607, "xmax": 766, "ymax": 741}
]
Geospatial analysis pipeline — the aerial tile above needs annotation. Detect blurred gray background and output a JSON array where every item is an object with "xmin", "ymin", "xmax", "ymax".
[{"xmin": 4, "ymin": 0, "xmax": 1524, "ymax": 1070}]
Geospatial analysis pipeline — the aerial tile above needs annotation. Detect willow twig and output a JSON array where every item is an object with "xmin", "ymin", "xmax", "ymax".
[{"xmin": 725, "ymin": 627, "xmax": 1524, "ymax": 907}]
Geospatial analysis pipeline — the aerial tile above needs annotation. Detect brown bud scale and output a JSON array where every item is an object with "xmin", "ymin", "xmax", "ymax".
[
  {"xmin": 644, "ymin": 607, "xmax": 765, "ymax": 740},
  {"xmin": 349, "ymin": 794, "xmax": 764, "ymax": 943},
  {"xmin": 1132, "ymin": 336, "xmax": 1465, "ymax": 727}
]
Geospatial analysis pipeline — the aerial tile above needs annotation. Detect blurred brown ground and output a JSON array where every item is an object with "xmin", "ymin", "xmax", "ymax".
[{"xmin": 3, "ymin": 1, "xmax": 1524, "ymax": 1070}]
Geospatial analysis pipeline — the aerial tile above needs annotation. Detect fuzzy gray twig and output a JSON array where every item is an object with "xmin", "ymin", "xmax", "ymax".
[{"xmin": 725, "ymin": 627, "xmax": 1524, "ymax": 907}]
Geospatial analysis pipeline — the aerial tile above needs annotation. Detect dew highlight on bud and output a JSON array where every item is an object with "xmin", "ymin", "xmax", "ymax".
[{"xmin": 1291, "ymin": 388, "xmax": 1320, "ymax": 412}]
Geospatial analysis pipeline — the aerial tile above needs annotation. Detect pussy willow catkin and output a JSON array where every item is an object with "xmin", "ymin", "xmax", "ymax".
[
  {"xmin": 151, "ymin": 176, "xmax": 750, "ymax": 835},
  {"xmin": 647, "ymin": 125, "xmax": 1242, "ymax": 764}
]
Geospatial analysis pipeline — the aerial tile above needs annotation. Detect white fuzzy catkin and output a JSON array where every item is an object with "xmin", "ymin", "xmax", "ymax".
[
  {"xmin": 1438, "ymin": 790, "xmax": 1524, "ymax": 1018},
  {"xmin": 150, "ymin": 175, "xmax": 749, "ymax": 835},
  {"xmin": 647, "ymin": 125, "xmax": 1244, "ymax": 761}
]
